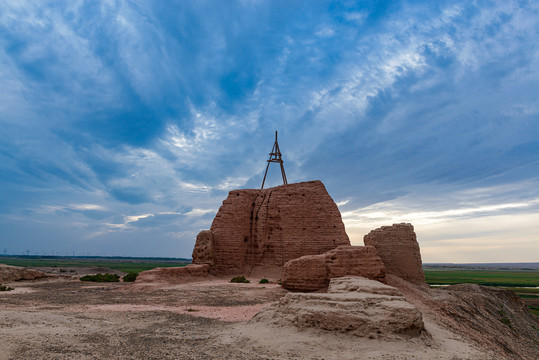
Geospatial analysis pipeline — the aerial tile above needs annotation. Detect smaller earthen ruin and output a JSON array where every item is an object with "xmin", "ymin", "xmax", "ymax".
[
  {"xmin": 364, "ymin": 223, "xmax": 425, "ymax": 285},
  {"xmin": 281, "ymin": 245, "xmax": 386, "ymax": 291}
]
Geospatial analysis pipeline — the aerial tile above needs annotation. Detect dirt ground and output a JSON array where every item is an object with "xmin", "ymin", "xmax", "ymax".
[{"xmin": 0, "ymin": 270, "xmax": 509, "ymax": 360}]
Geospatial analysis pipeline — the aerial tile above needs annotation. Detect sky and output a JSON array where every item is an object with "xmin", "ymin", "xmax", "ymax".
[{"xmin": 0, "ymin": 0, "xmax": 538, "ymax": 262}]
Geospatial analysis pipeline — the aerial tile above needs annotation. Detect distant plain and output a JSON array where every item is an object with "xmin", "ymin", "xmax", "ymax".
[
  {"xmin": 0, "ymin": 256, "xmax": 189, "ymax": 274},
  {"xmin": 1, "ymin": 256, "xmax": 538, "ymax": 316}
]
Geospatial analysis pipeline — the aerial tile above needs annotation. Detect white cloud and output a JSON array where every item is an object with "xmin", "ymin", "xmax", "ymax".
[
  {"xmin": 217, "ymin": 177, "xmax": 249, "ymax": 191},
  {"xmin": 68, "ymin": 204, "xmax": 107, "ymax": 211},
  {"xmin": 124, "ymin": 214, "xmax": 153, "ymax": 223},
  {"xmin": 342, "ymin": 200, "xmax": 536, "ymax": 228},
  {"xmin": 336, "ymin": 200, "xmax": 350, "ymax": 207},
  {"xmin": 315, "ymin": 26, "xmax": 335, "ymax": 38},
  {"xmin": 160, "ymin": 108, "xmax": 228, "ymax": 168},
  {"xmin": 184, "ymin": 208, "xmax": 215, "ymax": 216},
  {"xmin": 344, "ymin": 12, "xmax": 367, "ymax": 24},
  {"xmin": 176, "ymin": 180, "xmax": 212, "ymax": 194},
  {"xmin": 37, "ymin": 203, "xmax": 107, "ymax": 214}
]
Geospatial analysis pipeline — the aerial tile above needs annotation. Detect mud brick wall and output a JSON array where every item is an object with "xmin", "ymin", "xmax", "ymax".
[{"xmin": 209, "ymin": 181, "xmax": 350, "ymax": 274}]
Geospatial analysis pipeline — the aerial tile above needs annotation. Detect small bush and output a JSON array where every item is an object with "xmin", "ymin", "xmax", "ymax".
[
  {"xmin": 0, "ymin": 284, "xmax": 14, "ymax": 291},
  {"xmin": 80, "ymin": 273, "xmax": 120, "ymax": 282},
  {"xmin": 123, "ymin": 272, "xmax": 139, "ymax": 282},
  {"xmin": 498, "ymin": 306, "xmax": 512, "ymax": 328},
  {"xmin": 259, "ymin": 278, "xmax": 269, "ymax": 284},
  {"xmin": 230, "ymin": 275, "xmax": 250, "ymax": 283}
]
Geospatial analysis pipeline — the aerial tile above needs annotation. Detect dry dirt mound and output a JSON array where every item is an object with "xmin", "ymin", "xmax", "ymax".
[
  {"xmin": 135, "ymin": 264, "xmax": 210, "ymax": 285},
  {"xmin": 438, "ymin": 284, "xmax": 539, "ymax": 360},
  {"xmin": 31, "ymin": 266, "xmax": 125, "ymax": 277},
  {"xmin": 385, "ymin": 275, "xmax": 539, "ymax": 360},
  {"xmin": 0, "ymin": 264, "xmax": 49, "ymax": 283},
  {"xmin": 252, "ymin": 276, "xmax": 425, "ymax": 339}
]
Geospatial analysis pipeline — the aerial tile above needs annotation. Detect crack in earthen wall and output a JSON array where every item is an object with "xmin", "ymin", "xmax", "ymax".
[
  {"xmin": 245, "ymin": 189, "xmax": 274, "ymax": 267},
  {"xmin": 261, "ymin": 188, "xmax": 275, "ymax": 265},
  {"xmin": 246, "ymin": 198, "xmax": 258, "ymax": 267}
]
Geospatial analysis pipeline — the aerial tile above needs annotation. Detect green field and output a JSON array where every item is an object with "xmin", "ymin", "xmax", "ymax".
[
  {"xmin": 0, "ymin": 256, "xmax": 190, "ymax": 274},
  {"xmin": 424, "ymin": 270, "xmax": 539, "ymax": 287}
]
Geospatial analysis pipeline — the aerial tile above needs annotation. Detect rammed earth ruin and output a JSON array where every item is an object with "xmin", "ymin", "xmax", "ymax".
[
  {"xmin": 139, "ymin": 180, "xmax": 425, "ymax": 290},
  {"xmin": 194, "ymin": 180, "xmax": 350, "ymax": 275},
  {"xmin": 192, "ymin": 180, "xmax": 425, "ymax": 286}
]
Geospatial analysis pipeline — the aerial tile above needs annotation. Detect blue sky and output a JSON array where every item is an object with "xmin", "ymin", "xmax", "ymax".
[{"xmin": 0, "ymin": 0, "xmax": 538, "ymax": 262}]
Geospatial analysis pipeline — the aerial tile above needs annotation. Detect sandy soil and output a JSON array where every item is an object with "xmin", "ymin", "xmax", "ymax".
[{"xmin": 0, "ymin": 273, "xmax": 497, "ymax": 359}]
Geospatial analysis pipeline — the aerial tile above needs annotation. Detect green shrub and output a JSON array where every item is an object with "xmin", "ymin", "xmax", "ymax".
[
  {"xmin": 230, "ymin": 275, "xmax": 250, "ymax": 283},
  {"xmin": 123, "ymin": 272, "xmax": 139, "ymax": 282},
  {"xmin": 80, "ymin": 273, "xmax": 120, "ymax": 282},
  {"xmin": 498, "ymin": 306, "xmax": 512, "ymax": 328},
  {"xmin": 0, "ymin": 284, "xmax": 14, "ymax": 291},
  {"xmin": 259, "ymin": 278, "xmax": 269, "ymax": 284}
]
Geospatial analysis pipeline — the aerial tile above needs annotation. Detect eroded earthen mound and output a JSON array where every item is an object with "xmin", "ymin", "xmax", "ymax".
[
  {"xmin": 281, "ymin": 245, "xmax": 386, "ymax": 291},
  {"xmin": 385, "ymin": 274, "xmax": 539, "ymax": 360},
  {"xmin": 252, "ymin": 276, "xmax": 425, "ymax": 339},
  {"xmin": 135, "ymin": 264, "xmax": 210, "ymax": 285},
  {"xmin": 194, "ymin": 180, "xmax": 350, "ymax": 275},
  {"xmin": 364, "ymin": 223, "xmax": 425, "ymax": 285},
  {"xmin": 439, "ymin": 284, "xmax": 539, "ymax": 360},
  {"xmin": 0, "ymin": 264, "xmax": 49, "ymax": 283}
]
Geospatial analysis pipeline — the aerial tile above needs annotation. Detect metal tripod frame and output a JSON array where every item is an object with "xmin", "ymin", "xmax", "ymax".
[{"xmin": 261, "ymin": 131, "xmax": 287, "ymax": 189}]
